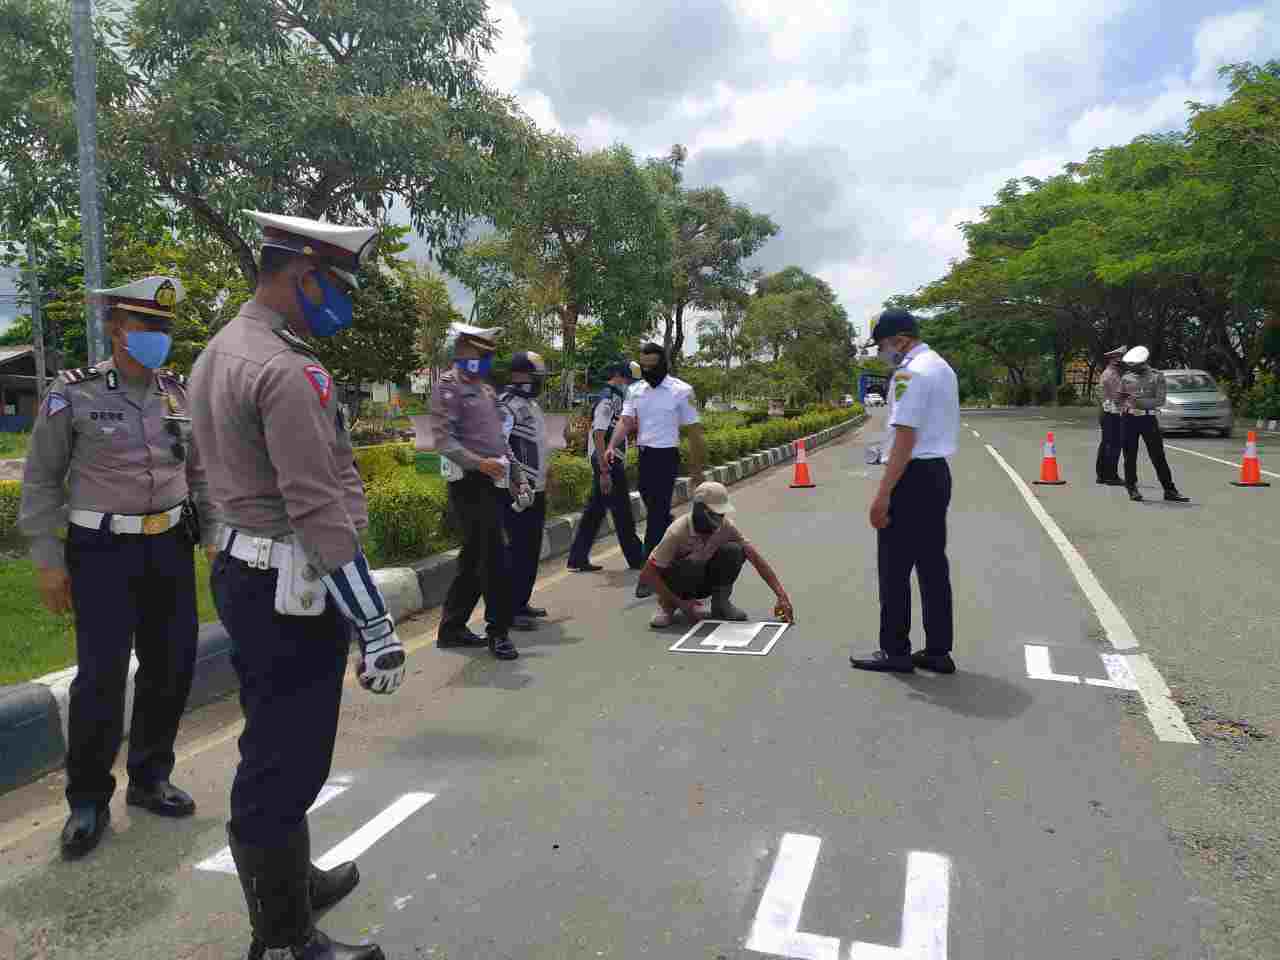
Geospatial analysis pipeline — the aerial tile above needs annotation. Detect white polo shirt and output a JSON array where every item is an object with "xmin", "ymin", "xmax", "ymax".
[
  {"xmin": 622, "ymin": 375, "xmax": 700, "ymax": 448},
  {"xmin": 888, "ymin": 343, "xmax": 959, "ymax": 459}
]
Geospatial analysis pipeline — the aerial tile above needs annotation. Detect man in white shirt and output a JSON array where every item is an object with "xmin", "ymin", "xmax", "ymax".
[
  {"xmin": 606, "ymin": 343, "xmax": 706, "ymax": 598},
  {"xmin": 850, "ymin": 309, "xmax": 960, "ymax": 675}
]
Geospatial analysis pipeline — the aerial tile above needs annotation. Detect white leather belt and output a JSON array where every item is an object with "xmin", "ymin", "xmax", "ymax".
[
  {"xmin": 69, "ymin": 504, "xmax": 183, "ymax": 536},
  {"xmin": 218, "ymin": 527, "xmax": 293, "ymax": 571}
]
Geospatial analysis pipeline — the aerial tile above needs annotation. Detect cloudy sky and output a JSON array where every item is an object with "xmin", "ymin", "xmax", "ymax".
[{"xmin": 459, "ymin": 0, "xmax": 1280, "ymax": 346}]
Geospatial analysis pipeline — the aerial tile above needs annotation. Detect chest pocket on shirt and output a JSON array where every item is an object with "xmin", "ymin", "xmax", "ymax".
[{"xmin": 76, "ymin": 410, "xmax": 144, "ymax": 470}]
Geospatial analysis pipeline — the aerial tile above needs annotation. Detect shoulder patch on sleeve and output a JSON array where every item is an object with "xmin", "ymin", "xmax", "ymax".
[
  {"xmin": 44, "ymin": 392, "xmax": 69, "ymax": 417},
  {"xmin": 302, "ymin": 365, "xmax": 332, "ymax": 407}
]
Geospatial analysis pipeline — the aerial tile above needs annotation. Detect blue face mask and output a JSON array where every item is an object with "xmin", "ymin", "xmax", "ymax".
[
  {"xmin": 124, "ymin": 331, "xmax": 173, "ymax": 369},
  {"xmin": 454, "ymin": 356, "xmax": 493, "ymax": 377},
  {"xmin": 296, "ymin": 272, "xmax": 354, "ymax": 338}
]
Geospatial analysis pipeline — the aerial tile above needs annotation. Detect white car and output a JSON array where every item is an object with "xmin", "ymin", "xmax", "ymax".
[{"xmin": 864, "ymin": 392, "xmax": 885, "ymax": 407}]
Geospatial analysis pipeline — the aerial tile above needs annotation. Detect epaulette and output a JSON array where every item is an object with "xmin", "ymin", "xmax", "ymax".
[
  {"xmin": 61, "ymin": 367, "xmax": 101, "ymax": 385},
  {"xmin": 273, "ymin": 328, "xmax": 319, "ymax": 359}
]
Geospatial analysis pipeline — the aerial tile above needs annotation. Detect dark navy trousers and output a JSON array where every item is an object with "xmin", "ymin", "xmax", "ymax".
[
  {"xmin": 567, "ymin": 455, "xmax": 645, "ymax": 569},
  {"xmin": 505, "ymin": 490, "xmax": 547, "ymax": 612}
]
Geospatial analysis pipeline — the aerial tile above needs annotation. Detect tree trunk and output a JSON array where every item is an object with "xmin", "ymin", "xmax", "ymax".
[
  {"xmin": 662, "ymin": 307, "xmax": 675, "ymax": 355},
  {"xmin": 671, "ymin": 301, "xmax": 687, "ymax": 372},
  {"xmin": 559, "ymin": 303, "xmax": 579, "ymax": 405}
]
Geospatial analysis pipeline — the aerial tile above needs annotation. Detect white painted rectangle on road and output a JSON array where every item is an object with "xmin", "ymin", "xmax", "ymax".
[
  {"xmin": 315, "ymin": 792, "xmax": 435, "ymax": 871},
  {"xmin": 850, "ymin": 851, "xmax": 951, "ymax": 960},
  {"xmin": 670, "ymin": 621, "xmax": 788, "ymax": 656},
  {"xmin": 746, "ymin": 833, "xmax": 840, "ymax": 960}
]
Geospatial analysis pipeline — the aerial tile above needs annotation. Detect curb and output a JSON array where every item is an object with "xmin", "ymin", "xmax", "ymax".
[{"xmin": 0, "ymin": 416, "xmax": 862, "ymax": 795}]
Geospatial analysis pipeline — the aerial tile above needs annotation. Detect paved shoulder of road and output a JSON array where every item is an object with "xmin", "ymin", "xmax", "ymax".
[{"xmin": 0, "ymin": 415, "xmax": 1268, "ymax": 959}]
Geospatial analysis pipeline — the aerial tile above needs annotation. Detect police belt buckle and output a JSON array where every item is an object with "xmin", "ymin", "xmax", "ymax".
[{"xmin": 142, "ymin": 512, "xmax": 171, "ymax": 535}]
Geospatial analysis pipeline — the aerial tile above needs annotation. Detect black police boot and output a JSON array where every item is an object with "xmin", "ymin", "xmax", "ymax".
[
  {"xmin": 126, "ymin": 780, "xmax": 196, "ymax": 817},
  {"xmin": 567, "ymin": 561, "xmax": 603, "ymax": 573},
  {"xmin": 228, "ymin": 822, "xmax": 383, "ymax": 960},
  {"xmin": 709, "ymin": 588, "xmax": 748, "ymax": 622},
  {"xmin": 1164, "ymin": 487, "xmax": 1190, "ymax": 503},
  {"xmin": 849, "ymin": 650, "xmax": 915, "ymax": 673},
  {"xmin": 911, "ymin": 650, "xmax": 957, "ymax": 674},
  {"xmin": 488, "ymin": 632, "xmax": 519, "ymax": 660},
  {"xmin": 517, "ymin": 605, "xmax": 548, "ymax": 618},
  {"xmin": 635, "ymin": 581, "xmax": 655, "ymax": 599},
  {"xmin": 60, "ymin": 804, "xmax": 109, "ymax": 860},
  {"xmin": 303, "ymin": 819, "xmax": 359, "ymax": 913},
  {"xmin": 1127, "ymin": 486, "xmax": 1144, "ymax": 502},
  {"xmin": 437, "ymin": 625, "xmax": 487, "ymax": 649}
]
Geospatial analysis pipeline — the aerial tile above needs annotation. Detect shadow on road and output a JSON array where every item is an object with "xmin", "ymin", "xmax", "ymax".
[{"xmin": 893, "ymin": 670, "xmax": 1034, "ymax": 721}]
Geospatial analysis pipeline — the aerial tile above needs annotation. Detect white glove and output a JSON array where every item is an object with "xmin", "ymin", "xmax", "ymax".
[
  {"xmin": 511, "ymin": 485, "xmax": 535, "ymax": 513},
  {"xmin": 356, "ymin": 615, "xmax": 406, "ymax": 695}
]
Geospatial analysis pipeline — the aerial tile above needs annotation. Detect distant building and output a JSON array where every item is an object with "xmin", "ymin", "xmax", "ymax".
[{"xmin": 0, "ymin": 347, "xmax": 50, "ymax": 432}]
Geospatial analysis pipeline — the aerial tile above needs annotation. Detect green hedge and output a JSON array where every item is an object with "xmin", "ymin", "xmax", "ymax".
[
  {"xmin": 0, "ymin": 480, "xmax": 19, "ymax": 542},
  {"xmin": 353, "ymin": 442, "xmax": 415, "ymax": 483}
]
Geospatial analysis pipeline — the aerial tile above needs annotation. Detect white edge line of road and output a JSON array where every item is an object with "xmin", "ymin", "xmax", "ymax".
[
  {"xmin": 985, "ymin": 444, "xmax": 1197, "ymax": 745},
  {"xmin": 1164, "ymin": 443, "xmax": 1280, "ymax": 480}
]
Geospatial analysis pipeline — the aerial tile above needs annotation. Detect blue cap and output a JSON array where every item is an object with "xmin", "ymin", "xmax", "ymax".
[
  {"xmin": 868, "ymin": 308, "xmax": 920, "ymax": 345},
  {"xmin": 604, "ymin": 362, "xmax": 633, "ymax": 380}
]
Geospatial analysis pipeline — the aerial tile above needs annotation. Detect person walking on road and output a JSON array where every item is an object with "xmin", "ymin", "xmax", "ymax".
[
  {"xmin": 567, "ymin": 362, "xmax": 645, "ymax": 573},
  {"xmin": 605, "ymin": 343, "xmax": 706, "ymax": 599},
  {"xmin": 430, "ymin": 323, "xmax": 528, "ymax": 659},
  {"xmin": 189, "ymin": 212, "xmax": 407, "ymax": 960},
  {"xmin": 851, "ymin": 309, "xmax": 960, "ymax": 675},
  {"xmin": 500, "ymin": 351, "xmax": 551, "ymax": 631},
  {"xmin": 1096, "ymin": 345, "xmax": 1128, "ymax": 486},
  {"xmin": 1118, "ymin": 346, "xmax": 1190, "ymax": 503},
  {"xmin": 641, "ymin": 481, "xmax": 794, "ymax": 628},
  {"xmin": 19, "ymin": 276, "xmax": 215, "ymax": 860}
]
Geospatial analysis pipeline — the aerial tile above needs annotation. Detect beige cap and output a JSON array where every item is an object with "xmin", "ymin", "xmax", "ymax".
[{"xmin": 692, "ymin": 481, "xmax": 735, "ymax": 514}]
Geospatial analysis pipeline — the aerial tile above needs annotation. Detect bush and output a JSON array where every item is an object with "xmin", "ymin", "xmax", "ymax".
[
  {"xmin": 1241, "ymin": 373, "xmax": 1280, "ymax": 420},
  {"xmin": 0, "ymin": 480, "xmax": 19, "ymax": 542},
  {"xmin": 364, "ymin": 471, "xmax": 453, "ymax": 563},
  {"xmin": 353, "ymin": 443, "xmax": 414, "ymax": 482},
  {"xmin": 545, "ymin": 453, "xmax": 594, "ymax": 516},
  {"xmin": 1056, "ymin": 383, "xmax": 1078, "ymax": 406}
]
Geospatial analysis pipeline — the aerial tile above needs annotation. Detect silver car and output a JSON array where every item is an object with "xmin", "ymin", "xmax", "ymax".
[{"xmin": 1158, "ymin": 369, "xmax": 1233, "ymax": 438}]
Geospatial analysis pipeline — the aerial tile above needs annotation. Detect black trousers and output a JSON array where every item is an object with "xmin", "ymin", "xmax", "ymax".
[
  {"xmin": 441, "ymin": 472, "xmax": 513, "ymax": 636},
  {"xmin": 567, "ymin": 455, "xmax": 645, "ymax": 569},
  {"xmin": 1123, "ymin": 415, "xmax": 1175, "ymax": 489},
  {"xmin": 660, "ymin": 541, "xmax": 746, "ymax": 599},
  {"xmin": 877, "ymin": 458, "xmax": 953, "ymax": 657},
  {"xmin": 63, "ymin": 522, "xmax": 197, "ymax": 810},
  {"xmin": 638, "ymin": 446, "xmax": 680, "ymax": 560},
  {"xmin": 211, "ymin": 551, "xmax": 350, "ymax": 845},
  {"xmin": 505, "ymin": 490, "xmax": 546, "ymax": 612},
  {"xmin": 1095, "ymin": 411, "xmax": 1123, "ymax": 481}
]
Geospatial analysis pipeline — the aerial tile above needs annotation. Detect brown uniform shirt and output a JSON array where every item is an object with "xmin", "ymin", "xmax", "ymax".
[
  {"xmin": 427, "ymin": 368, "xmax": 511, "ymax": 473},
  {"xmin": 1099, "ymin": 363, "xmax": 1124, "ymax": 415},
  {"xmin": 187, "ymin": 301, "xmax": 365, "ymax": 574},
  {"xmin": 649, "ymin": 513, "xmax": 749, "ymax": 569},
  {"xmin": 18, "ymin": 359, "xmax": 214, "ymax": 569}
]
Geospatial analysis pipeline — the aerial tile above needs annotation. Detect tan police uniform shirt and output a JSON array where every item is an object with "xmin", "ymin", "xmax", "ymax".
[
  {"xmin": 649, "ymin": 513, "xmax": 749, "ymax": 569},
  {"xmin": 1099, "ymin": 363, "xmax": 1124, "ymax": 415},
  {"xmin": 427, "ymin": 369, "xmax": 513, "ymax": 474},
  {"xmin": 187, "ymin": 301, "xmax": 365, "ymax": 574},
  {"xmin": 1120, "ymin": 367, "xmax": 1166, "ymax": 417},
  {"xmin": 19, "ymin": 359, "xmax": 215, "ymax": 570}
]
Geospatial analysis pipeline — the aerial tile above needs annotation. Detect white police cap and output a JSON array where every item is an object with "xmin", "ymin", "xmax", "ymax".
[
  {"xmin": 1122, "ymin": 346, "xmax": 1150, "ymax": 365},
  {"xmin": 244, "ymin": 210, "xmax": 378, "ymax": 290},
  {"xmin": 447, "ymin": 322, "xmax": 502, "ymax": 353},
  {"xmin": 91, "ymin": 276, "xmax": 185, "ymax": 320}
]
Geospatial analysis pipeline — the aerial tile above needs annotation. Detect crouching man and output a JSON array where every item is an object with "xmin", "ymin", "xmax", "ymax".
[{"xmin": 641, "ymin": 481, "xmax": 795, "ymax": 628}]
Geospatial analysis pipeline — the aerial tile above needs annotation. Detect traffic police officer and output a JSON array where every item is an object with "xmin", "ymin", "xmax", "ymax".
[
  {"xmin": 430, "ymin": 323, "xmax": 526, "ymax": 660},
  {"xmin": 1118, "ymin": 345, "xmax": 1190, "ymax": 503},
  {"xmin": 850, "ymin": 309, "xmax": 960, "ymax": 675},
  {"xmin": 500, "ymin": 350, "xmax": 551, "ymax": 630},
  {"xmin": 189, "ymin": 211, "xmax": 406, "ymax": 960},
  {"xmin": 566, "ymin": 362, "xmax": 645, "ymax": 572},
  {"xmin": 605, "ymin": 343, "xmax": 706, "ymax": 598},
  {"xmin": 20, "ymin": 276, "xmax": 214, "ymax": 860},
  {"xmin": 1095, "ymin": 345, "xmax": 1127, "ymax": 485}
]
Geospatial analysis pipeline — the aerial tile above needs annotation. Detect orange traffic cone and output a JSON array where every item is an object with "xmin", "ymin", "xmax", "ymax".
[
  {"xmin": 1231, "ymin": 432, "xmax": 1271, "ymax": 488},
  {"xmin": 790, "ymin": 438, "xmax": 816, "ymax": 488},
  {"xmin": 1033, "ymin": 431, "xmax": 1067, "ymax": 485}
]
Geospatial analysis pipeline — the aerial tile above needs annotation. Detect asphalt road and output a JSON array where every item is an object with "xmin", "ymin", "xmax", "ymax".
[{"xmin": 0, "ymin": 411, "xmax": 1274, "ymax": 960}]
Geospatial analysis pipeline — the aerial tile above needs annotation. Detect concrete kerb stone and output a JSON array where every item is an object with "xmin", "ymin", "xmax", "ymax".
[{"xmin": 0, "ymin": 415, "xmax": 864, "ymax": 796}]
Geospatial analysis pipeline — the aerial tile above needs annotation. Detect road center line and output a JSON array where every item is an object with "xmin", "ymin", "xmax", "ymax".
[
  {"xmin": 1164, "ymin": 443, "xmax": 1279, "ymax": 479},
  {"xmin": 985, "ymin": 444, "xmax": 1196, "ymax": 744},
  {"xmin": 315, "ymin": 792, "xmax": 435, "ymax": 871}
]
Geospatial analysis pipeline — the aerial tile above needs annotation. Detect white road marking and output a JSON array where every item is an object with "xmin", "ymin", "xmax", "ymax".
[
  {"xmin": 986, "ymin": 445, "xmax": 1196, "ymax": 743},
  {"xmin": 1024, "ymin": 645, "xmax": 1080, "ymax": 685},
  {"xmin": 849, "ymin": 852, "xmax": 951, "ymax": 960},
  {"xmin": 1024, "ymin": 645, "xmax": 1137, "ymax": 691},
  {"xmin": 196, "ymin": 777, "xmax": 354, "ymax": 874},
  {"xmin": 746, "ymin": 833, "xmax": 840, "ymax": 960},
  {"xmin": 1164, "ymin": 443, "xmax": 1279, "ymax": 479},
  {"xmin": 970, "ymin": 430, "xmax": 981, "ymax": 439},
  {"xmin": 315, "ymin": 792, "xmax": 435, "ymax": 871}
]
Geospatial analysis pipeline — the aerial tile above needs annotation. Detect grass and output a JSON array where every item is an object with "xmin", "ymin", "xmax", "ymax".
[
  {"xmin": 0, "ymin": 432, "xmax": 30, "ymax": 459},
  {"xmin": 0, "ymin": 541, "xmax": 219, "ymax": 686}
]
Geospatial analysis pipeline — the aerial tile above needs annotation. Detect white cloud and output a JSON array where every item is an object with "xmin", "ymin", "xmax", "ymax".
[{"xmin": 474, "ymin": 0, "xmax": 1280, "ymax": 343}]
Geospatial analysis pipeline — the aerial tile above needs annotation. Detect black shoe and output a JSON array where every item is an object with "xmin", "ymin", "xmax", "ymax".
[
  {"xmin": 126, "ymin": 780, "xmax": 196, "ymax": 818},
  {"xmin": 228, "ymin": 822, "xmax": 384, "ymax": 960},
  {"xmin": 849, "ymin": 650, "xmax": 915, "ymax": 673},
  {"xmin": 511, "ymin": 616, "xmax": 537, "ymax": 632},
  {"xmin": 310, "ymin": 861, "xmax": 359, "ymax": 913},
  {"xmin": 488, "ymin": 633, "xmax": 519, "ymax": 660},
  {"xmin": 1164, "ymin": 488, "xmax": 1190, "ymax": 503},
  {"xmin": 1127, "ymin": 486, "xmax": 1144, "ymax": 502},
  {"xmin": 567, "ymin": 561, "xmax": 603, "ymax": 573},
  {"xmin": 911, "ymin": 651, "xmax": 957, "ymax": 674},
  {"xmin": 60, "ymin": 805, "xmax": 109, "ymax": 860},
  {"xmin": 1099, "ymin": 477, "xmax": 1126, "ymax": 486},
  {"xmin": 627, "ymin": 562, "xmax": 646, "ymax": 571},
  {"xmin": 516, "ymin": 605, "xmax": 548, "ymax": 618},
  {"xmin": 437, "ymin": 626, "xmax": 487, "ymax": 648},
  {"xmin": 635, "ymin": 582, "xmax": 654, "ymax": 599}
]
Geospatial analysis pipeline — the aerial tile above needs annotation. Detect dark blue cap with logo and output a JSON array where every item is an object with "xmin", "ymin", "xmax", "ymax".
[{"xmin": 868, "ymin": 308, "xmax": 920, "ymax": 345}]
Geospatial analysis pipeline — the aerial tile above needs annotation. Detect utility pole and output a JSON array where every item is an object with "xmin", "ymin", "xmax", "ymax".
[
  {"xmin": 71, "ymin": 0, "xmax": 107, "ymax": 365},
  {"xmin": 27, "ymin": 231, "xmax": 47, "ymax": 401}
]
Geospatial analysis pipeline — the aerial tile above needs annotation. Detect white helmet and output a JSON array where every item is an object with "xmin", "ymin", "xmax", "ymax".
[{"xmin": 1122, "ymin": 346, "xmax": 1150, "ymax": 366}]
